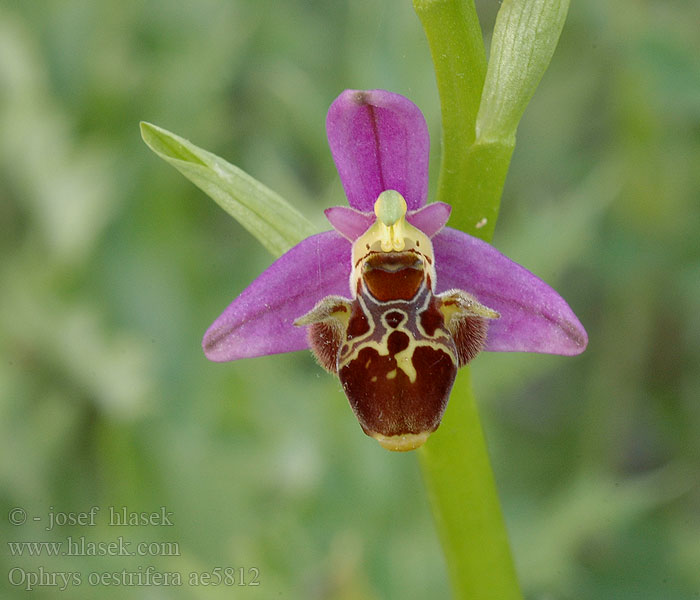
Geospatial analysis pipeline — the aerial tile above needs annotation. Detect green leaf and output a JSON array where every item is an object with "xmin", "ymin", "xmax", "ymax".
[
  {"xmin": 140, "ymin": 122, "xmax": 317, "ymax": 257},
  {"xmin": 476, "ymin": 0, "xmax": 570, "ymax": 144}
]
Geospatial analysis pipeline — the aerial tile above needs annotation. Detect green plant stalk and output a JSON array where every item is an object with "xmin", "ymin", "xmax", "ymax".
[
  {"xmin": 413, "ymin": 0, "xmax": 488, "ymax": 237},
  {"xmin": 455, "ymin": 140, "xmax": 515, "ymax": 240},
  {"xmin": 419, "ymin": 372, "xmax": 521, "ymax": 600},
  {"xmin": 414, "ymin": 1, "xmax": 523, "ymax": 599},
  {"xmin": 419, "ymin": 141, "xmax": 518, "ymax": 600}
]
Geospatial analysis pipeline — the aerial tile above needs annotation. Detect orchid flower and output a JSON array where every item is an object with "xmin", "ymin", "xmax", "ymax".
[{"xmin": 203, "ymin": 89, "xmax": 587, "ymax": 452}]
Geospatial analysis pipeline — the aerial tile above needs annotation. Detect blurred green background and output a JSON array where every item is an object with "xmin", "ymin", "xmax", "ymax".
[{"xmin": 1, "ymin": 1, "xmax": 699, "ymax": 598}]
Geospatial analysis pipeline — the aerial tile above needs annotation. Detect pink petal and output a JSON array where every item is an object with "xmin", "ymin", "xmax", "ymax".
[
  {"xmin": 407, "ymin": 202, "xmax": 451, "ymax": 238},
  {"xmin": 325, "ymin": 202, "xmax": 452, "ymax": 242},
  {"xmin": 326, "ymin": 89, "xmax": 430, "ymax": 212},
  {"xmin": 203, "ymin": 231, "xmax": 352, "ymax": 361},
  {"xmin": 433, "ymin": 228, "xmax": 588, "ymax": 355},
  {"xmin": 324, "ymin": 206, "xmax": 374, "ymax": 241}
]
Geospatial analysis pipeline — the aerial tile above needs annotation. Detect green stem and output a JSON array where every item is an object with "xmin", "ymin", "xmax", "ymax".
[
  {"xmin": 419, "ymin": 372, "xmax": 521, "ymax": 600},
  {"xmin": 413, "ymin": 0, "xmax": 487, "ymax": 228},
  {"xmin": 414, "ymin": 1, "xmax": 523, "ymax": 598},
  {"xmin": 457, "ymin": 139, "xmax": 514, "ymax": 240}
]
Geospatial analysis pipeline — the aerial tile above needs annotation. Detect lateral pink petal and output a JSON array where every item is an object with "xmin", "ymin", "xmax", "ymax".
[
  {"xmin": 324, "ymin": 206, "xmax": 374, "ymax": 241},
  {"xmin": 326, "ymin": 89, "xmax": 430, "ymax": 212},
  {"xmin": 203, "ymin": 231, "xmax": 352, "ymax": 362},
  {"xmin": 407, "ymin": 202, "xmax": 452, "ymax": 238},
  {"xmin": 433, "ymin": 228, "xmax": 588, "ymax": 355}
]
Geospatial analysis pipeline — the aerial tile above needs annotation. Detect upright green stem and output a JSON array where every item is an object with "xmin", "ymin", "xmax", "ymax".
[
  {"xmin": 456, "ymin": 140, "xmax": 514, "ymax": 240},
  {"xmin": 414, "ymin": 1, "xmax": 523, "ymax": 598},
  {"xmin": 413, "ymin": 0, "xmax": 488, "ymax": 237},
  {"xmin": 419, "ymin": 371, "xmax": 522, "ymax": 600}
]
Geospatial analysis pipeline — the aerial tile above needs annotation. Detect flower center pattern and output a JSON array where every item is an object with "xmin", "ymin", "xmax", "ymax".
[{"xmin": 295, "ymin": 191, "xmax": 499, "ymax": 451}]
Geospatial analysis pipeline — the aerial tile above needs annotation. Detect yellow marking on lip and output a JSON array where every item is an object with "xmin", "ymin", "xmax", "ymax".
[
  {"xmin": 340, "ymin": 335, "xmax": 456, "ymax": 370},
  {"xmin": 386, "ymin": 369, "xmax": 397, "ymax": 380},
  {"xmin": 337, "ymin": 287, "xmax": 461, "ymax": 380},
  {"xmin": 393, "ymin": 346, "xmax": 417, "ymax": 383},
  {"xmin": 337, "ymin": 295, "xmax": 458, "ymax": 370}
]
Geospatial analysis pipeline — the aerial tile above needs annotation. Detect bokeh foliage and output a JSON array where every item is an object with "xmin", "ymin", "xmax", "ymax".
[{"xmin": 1, "ymin": 1, "xmax": 699, "ymax": 599}]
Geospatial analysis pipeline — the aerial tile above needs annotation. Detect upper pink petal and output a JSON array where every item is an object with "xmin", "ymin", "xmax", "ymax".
[
  {"xmin": 203, "ymin": 231, "xmax": 352, "ymax": 362},
  {"xmin": 433, "ymin": 228, "xmax": 588, "ymax": 355},
  {"xmin": 326, "ymin": 89, "xmax": 430, "ymax": 212}
]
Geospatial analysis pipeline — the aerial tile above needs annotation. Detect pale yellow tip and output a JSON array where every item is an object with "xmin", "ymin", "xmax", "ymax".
[
  {"xmin": 374, "ymin": 190, "xmax": 407, "ymax": 227},
  {"xmin": 371, "ymin": 431, "xmax": 431, "ymax": 452},
  {"xmin": 373, "ymin": 190, "xmax": 408, "ymax": 252}
]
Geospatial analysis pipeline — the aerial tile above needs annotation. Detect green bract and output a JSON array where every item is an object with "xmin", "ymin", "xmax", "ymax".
[
  {"xmin": 477, "ymin": 0, "xmax": 570, "ymax": 143},
  {"xmin": 140, "ymin": 122, "xmax": 315, "ymax": 257}
]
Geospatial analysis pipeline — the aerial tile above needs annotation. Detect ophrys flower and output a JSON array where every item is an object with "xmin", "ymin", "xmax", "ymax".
[{"xmin": 203, "ymin": 90, "xmax": 587, "ymax": 451}]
